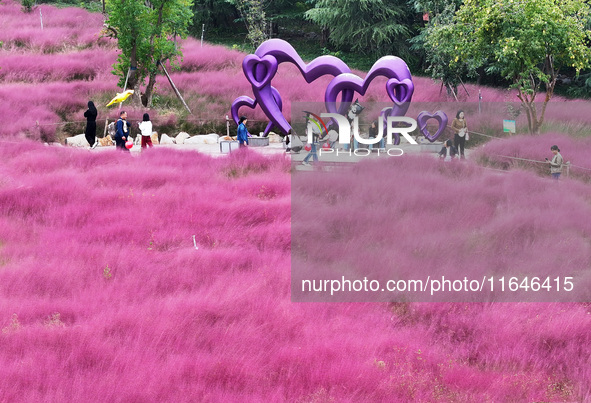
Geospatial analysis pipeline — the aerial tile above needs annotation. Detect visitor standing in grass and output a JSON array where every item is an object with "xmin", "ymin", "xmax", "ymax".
[
  {"xmin": 84, "ymin": 101, "xmax": 98, "ymax": 149},
  {"xmin": 546, "ymin": 145, "xmax": 563, "ymax": 180},
  {"xmin": 237, "ymin": 116, "xmax": 249, "ymax": 147},
  {"xmin": 452, "ymin": 110, "xmax": 468, "ymax": 159},
  {"xmin": 115, "ymin": 110, "xmax": 130, "ymax": 151},
  {"xmin": 302, "ymin": 114, "xmax": 321, "ymax": 165},
  {"xmin": 138, "ymin": 113, "xmax": 153, "ymax": 149}
]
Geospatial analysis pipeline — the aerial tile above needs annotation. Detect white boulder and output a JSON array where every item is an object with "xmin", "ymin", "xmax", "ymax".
[
  {"xmin": 65, "ymin": 134, "xmax": 89, "ymax": 147},
  {"xmin": 184, "ymin": 133, "xmax": 220, "ymax": 144},
  {"xmin": 160, "ymin": 133, "xmax": 174, "ymax": 145},
  {"xmin": 175, "ymin": 132, "xmax": 191, "ymax": 144}
]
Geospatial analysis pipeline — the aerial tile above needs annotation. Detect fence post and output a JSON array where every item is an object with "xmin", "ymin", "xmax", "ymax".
[{"xmin": 103, "ymin": 119, "xmax": 109, "ymax": 138}]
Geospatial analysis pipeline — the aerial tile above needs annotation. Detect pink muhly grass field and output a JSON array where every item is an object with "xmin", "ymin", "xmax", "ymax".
[
  {"xmin": 0, "ymin": 144, "xmax": 589, "ymax": 401},
  {"xmin": 1, "ymin": 0, "xmax": 591, "ymax": 399}
]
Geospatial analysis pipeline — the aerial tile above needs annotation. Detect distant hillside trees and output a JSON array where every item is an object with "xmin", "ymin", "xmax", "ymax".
[{"xmin": 305, "ymin": 0, "xmax": 414, "ymax": 60}]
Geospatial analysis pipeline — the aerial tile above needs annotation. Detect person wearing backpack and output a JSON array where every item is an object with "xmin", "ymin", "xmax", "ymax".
[{"xmin": 115, "ymin": 110, "xmax": 130, "ymax": 151}]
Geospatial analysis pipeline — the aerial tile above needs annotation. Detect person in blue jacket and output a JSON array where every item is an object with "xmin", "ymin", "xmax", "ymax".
[
  {"xmin": 237, "ymin": 116, "xmax": 250, "ymax": 147},
  {"xmin": 115, "ymin": 110, "xmax": 131, "ymax": 151}
]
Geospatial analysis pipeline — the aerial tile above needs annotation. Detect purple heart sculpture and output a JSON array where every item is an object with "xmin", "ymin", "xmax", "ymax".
[
  {"xmin": 248, "ymin": 39, "xmax": 355, "ymax": 134},
  {"xmin": 231, "ymin": 87, "xmax": 282, "ymax": 137},
  {"xmin": 417, "ymin": 111, "xmax": 448, "ymax": 142},
  {"xmin": 243, "ymin": 55, "xmax": 278, "ymax": 90},
  {"xmin": 235, "ymin": 39, "xmax": 414, "ymax": 136}
]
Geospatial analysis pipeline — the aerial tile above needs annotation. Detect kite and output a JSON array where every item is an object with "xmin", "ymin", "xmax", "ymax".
[{"xmin": 106, "ymin": 90, "xmax": 134, "ymax": 107}]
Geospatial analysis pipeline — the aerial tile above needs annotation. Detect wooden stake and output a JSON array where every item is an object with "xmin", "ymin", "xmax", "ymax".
[
  {"xmin": 447, "ymin": 82, "xmax": 459, "ymax": 102},
  {"xmin": 458, "ymin": 76, "xmax": 470, "ymax": 96},
  {"xmin": 159, "ymin": 62, "xmax": 192, "ymax": 114},
  {"xmin": 103, "ymin": 118, "xmax": 109, "ymax": 137},
  {"xmin": 119, "ymin": 66, "xmax": 131, "ymax": 110}
]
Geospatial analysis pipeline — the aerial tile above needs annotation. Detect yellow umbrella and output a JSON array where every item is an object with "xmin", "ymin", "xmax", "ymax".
[{"xmin": 106, "ymin": 90, "xmax": 134, "ymax": 107}]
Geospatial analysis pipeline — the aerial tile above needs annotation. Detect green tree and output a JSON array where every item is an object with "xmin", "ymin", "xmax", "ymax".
[
  {"xmin": 104, "ymin": 0, "xmax": 193, "ymax": 107},
  {"xmin": 21, "ymin": 0, "xmax": 35, "ymax": 12},
  {"xmin": 229, "ymin": 0, "xmax": 268, "ymax": 48},
  {"xmin": 409, "ymin": 0, "xmax": 461, "ymax": 15},
  {"xmin": 410, "ymin": 4, "xmax": 469, "ymax": 98},
  {"xmin": 428, "ymin": 0, "xmax": 591, "ymax": 133},
  {"xmin": 305, "ymin": 0, "xmax": 413, "ymax": 59}
]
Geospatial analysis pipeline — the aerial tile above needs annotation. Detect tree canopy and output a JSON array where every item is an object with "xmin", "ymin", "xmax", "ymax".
[
  {"xmin": 104, "ymin": 0, "xmax": 193, "ymax": 107},
  {"xmin": 423, "ymin": 0, "xmax": 591, "ymax": 132},
  {"xmin": 305, "ymin": 0, "xmax": 414, "ymax": 59}
]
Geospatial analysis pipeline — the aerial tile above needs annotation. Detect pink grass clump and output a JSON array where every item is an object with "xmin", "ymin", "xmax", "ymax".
[
  {"xmin": 0, "ymin": 50, "xmax": 115, "ymax": 83},
  {"xmin": 176, "ymin": 39, "xmax": 244, "ymax": 72},
  {"xmin": 0, "ymin": 1, "xmax": 108, "ymax": 51}
]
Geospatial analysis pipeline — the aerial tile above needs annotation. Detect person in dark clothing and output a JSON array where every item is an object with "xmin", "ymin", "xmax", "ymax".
[
  {"xmin": 438, "ymin": 139, "xmax": 458, "ymax": 159},
  {"xmin": 115, "ymin": 110, "xmax": 130, "ymax": 151},
  {"xmin": 84, "ymin": 101, "xmax": 98, "ymax": 149},
  {"xmin": 368, "ymin": 120, "xmax": 384, "ymax": 150},
  {"xmin": 451, "ymin": 110, "xmax": 468, "ymax": 159}
]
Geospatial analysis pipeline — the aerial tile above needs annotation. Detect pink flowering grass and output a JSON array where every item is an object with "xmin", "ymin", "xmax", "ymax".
[
  {"xmin": 0, "ymin": 50, "xmax": 115, "ymax": 83},
  {"xmin": 293, "ymin": 157, "xmax": 591, "ymax": 303},
  {"xmin": 473, "ymin": 132, "xmax": 591, "ymax": 180},
  {"xmin": 0, "ymin": 144, "xmax": 589, "ymax": 400},
  {"xmin": 1, "ymin": 0, "xmax": 591, "ymax": 400},
  {"xmin": 0, "ymin": 2, "xmax": 108, "ymax": 51}
]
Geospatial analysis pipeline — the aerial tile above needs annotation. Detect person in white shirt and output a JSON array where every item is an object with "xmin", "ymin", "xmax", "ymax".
[{"xmin": 138, "ymin": 113, "xmax": 153, "ymax": 149}]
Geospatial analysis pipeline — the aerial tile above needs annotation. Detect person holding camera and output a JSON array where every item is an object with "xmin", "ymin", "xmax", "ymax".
[{"xmin": 546, "ymin": 145, "xmax": 563, "ymax": 180}]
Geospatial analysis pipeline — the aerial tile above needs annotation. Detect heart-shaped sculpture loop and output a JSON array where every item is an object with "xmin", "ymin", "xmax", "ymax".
[
  {"xmin": 417, "ymin": 111, "xmax": 448, "ymax": 142},
  {"xmin": 230, "ymin": 87, "xmax": 282, "ymax": 137},
  {"xmin": 243, "ymin": 55, "xmax": 278, "ymax": 90}
]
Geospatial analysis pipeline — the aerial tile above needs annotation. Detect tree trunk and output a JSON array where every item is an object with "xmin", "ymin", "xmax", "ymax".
[
  {"xmin": 476, "ymin": 67, "xmax": 485, "ymax": 86},
  {"xmin": 517, "ymin": 90, "xmax": 533, "ymax": 134},
  {"xmin": 537, "ymin": 79, "xmax": 556, "ymax": 135},
  {"xmin": 530, "ymin": 101, "xmax": 539, "ymax": 134},
  {"xmin": 127, "ymin": 44, "xmax": 142, "ymax": 105},
  {"xmin": 321, "ymin": 28, "xmax": 329, "ymax": 47},
  {"xmin": 144, "ymin": 71, "xmax": 157, "ymax": 107}
]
